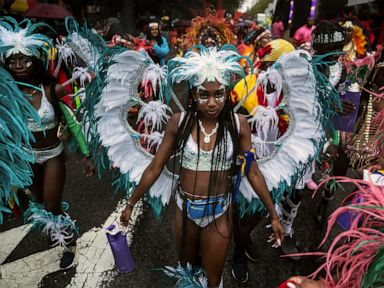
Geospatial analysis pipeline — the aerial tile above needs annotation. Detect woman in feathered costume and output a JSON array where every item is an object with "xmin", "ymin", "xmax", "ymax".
[
  {"xmin": 0, "ymin": 16, "xmax": 91, "ymax": 269},
  {"xmin": 119, "ymin": 46, "xmax": 284, "ymax": 287}
]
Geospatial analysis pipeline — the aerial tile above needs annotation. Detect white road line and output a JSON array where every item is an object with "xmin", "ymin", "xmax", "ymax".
[
  {"xmin": 0, "ymin": 200, "xmax": 143, "ymax": 288},
  {"xmin": 66, "ymin": 199, "xmax": 143, "ymax": 287},
  {"xmin": 0, "ymin": 224, "xmax": 31, "ymax": 264},
  {"xmin": 0, "ymin": 246, "xmax": 62, "ymax": 288}
]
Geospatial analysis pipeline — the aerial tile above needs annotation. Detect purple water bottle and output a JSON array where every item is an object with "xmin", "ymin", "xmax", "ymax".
[
  {"xmin": 332, "ymin": 82, "xmax": 361, "ymax": 132},
  {"xmin": 106, "ymin": 224, "xmax": 135, "ymax": 273}
]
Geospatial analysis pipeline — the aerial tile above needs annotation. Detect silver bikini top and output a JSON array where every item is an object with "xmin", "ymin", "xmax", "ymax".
[
  {"xmin": 27, "ymin": 85, "xmax": 58, "ymax": 132},
  {"xmin": 179, "ymin": 112, "xmax": 240, "ymax": 172}
]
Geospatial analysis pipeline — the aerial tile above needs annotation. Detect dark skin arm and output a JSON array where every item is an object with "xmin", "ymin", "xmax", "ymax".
[
  {"xmin": 238, "ymin": 114, "xmax": 284, "ymax": 246},
  {"xmin": 120, "ymin": 113, "xmax": 179, "ymax": 225}
]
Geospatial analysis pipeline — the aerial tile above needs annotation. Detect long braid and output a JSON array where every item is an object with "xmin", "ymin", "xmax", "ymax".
[{"xmin": 172, "ymin": 89, "xmax": 240, "ymax": 245}]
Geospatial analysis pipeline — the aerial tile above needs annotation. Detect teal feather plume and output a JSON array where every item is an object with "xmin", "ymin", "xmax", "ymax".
[{"xmin": 0, "ymin": 68, "xmax": 39, "ymax": 224}]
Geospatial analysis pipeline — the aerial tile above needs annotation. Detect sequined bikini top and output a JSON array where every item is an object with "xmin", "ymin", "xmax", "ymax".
[
  {"xmin": 27, "ymin": 85, "xmax": 58, "ymax": 132},
  {"xmin": 179, "ymin": 112, "xmax": 240, "ymax": 172}
]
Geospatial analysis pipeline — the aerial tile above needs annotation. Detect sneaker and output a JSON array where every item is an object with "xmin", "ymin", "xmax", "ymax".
[
  {"xmin": 244, "ymin": 241, "xmax": 259, "ymax": 262},
  {"xmin": 305, "ymin": 179, "xmax": 318, "ymax": 191},
  {"xmin": 280, "ymin": 235, "xmax": 300, "ymax": 261},
  {"xmin": 60, "ymin": 245, "xmax": 76, "ymax": 270},
  {"xmin": 231, "ymin": 247, "xmax": 249, "ymax": 283}
]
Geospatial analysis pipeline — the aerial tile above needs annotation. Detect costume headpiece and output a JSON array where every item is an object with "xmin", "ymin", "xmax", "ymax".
[
  {"xmin": 312, "ymin": 21, "xmax": 346, "ymax": 47},
  {"xmin": 259, "ymin": 39, "xmax": 295, "ymax": 62},
  {"xmin": 183, "ymin": 8, "xmax": 233, "ymax": 49},
  {"xmin": 0, "ymin": 17, "xmax": 53, "ymax": 61},
  {"xmin": 246, "ymin": 27, "xmax": 272, "ymax": 46},
  {"xmin": 168, "ymin": 46, "xmax": 245, "ymax": 88},
  {"xmin": 341, "ymin": 20, "xmax": 368, "ymax": 58},
  {"xmin": 149, "ymin": 22, "xmax": 159, "ymax": 30}
]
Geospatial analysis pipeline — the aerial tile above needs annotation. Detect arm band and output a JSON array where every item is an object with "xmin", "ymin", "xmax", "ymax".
[{"xmin": 329, "ymin": 130, "xmax": 340, "ymax": 146}]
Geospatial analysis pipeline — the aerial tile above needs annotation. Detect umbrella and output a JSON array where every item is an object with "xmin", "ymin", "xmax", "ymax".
[
  {"xmin": 24, "ymin": 3, "xmax": 73, "ymax": 19},
  {"xmin": 11, "ymin": 0, "xmax": 38, "ymax": 13}
]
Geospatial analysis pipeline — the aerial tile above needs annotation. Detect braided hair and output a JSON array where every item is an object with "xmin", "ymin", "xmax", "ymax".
[{"xmin": 172, "ymin": 86, "xmax": 239, "ymax": 253}]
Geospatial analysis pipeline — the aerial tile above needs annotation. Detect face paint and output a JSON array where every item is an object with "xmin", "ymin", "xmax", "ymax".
[
  {"xmin": 197, "ymin": 85, "xmax": 207, "ymax": 93},
  {"xmin": 196, "ymin": 85, "xmax": 209, "ymax": 104},
  {"xmin": 197, "ymin": 98, "xmax": 209, "ymax": 104},
  {"xmin": 196, "ymin": 83, "xmax": 226, "ymax": 104},
  {"xmin": 215, "ymin": 85, "xmax": 226, "ymax": 102},
  {"xmin": 215, "ymin": 95, "xmax": 225, "ymax": 102}
]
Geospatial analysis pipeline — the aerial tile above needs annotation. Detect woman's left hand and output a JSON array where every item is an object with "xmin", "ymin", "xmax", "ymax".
[
  {"xmin": 83, "ymin": 157, "xmax": 95, "ymax": 177},
  {"xmin": 268, "ymin": 218, "xmax": 284, "ymax": 248}
]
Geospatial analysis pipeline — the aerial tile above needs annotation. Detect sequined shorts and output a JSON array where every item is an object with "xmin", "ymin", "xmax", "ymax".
[{"xmin": 32, "ymin": 142, "xmax": 64, "ymax": 164}]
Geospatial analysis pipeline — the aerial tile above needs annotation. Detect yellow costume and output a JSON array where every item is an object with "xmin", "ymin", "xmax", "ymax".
[{"xmin": 232, "ymin": 74, "xmax": 258, "ymax": 114}]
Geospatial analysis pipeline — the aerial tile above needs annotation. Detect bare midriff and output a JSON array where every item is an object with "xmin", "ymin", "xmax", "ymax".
[
  {"xmin": 179, "ymin": 168, "xmax": 230, "ymax": 199},
  {"xmin": 31, "ymin": 127, "xmax": 61, "ymax": 149}
]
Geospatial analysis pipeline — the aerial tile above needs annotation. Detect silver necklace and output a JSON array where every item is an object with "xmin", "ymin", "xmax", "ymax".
[{"xmin": 198, "ymin": 120, "xmax": 219, "ymax": 144}]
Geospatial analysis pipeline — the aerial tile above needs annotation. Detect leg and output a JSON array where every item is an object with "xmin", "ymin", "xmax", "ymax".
[
  {"xmin": 28, "ymin": 163, "xmax": 44, "ymax": 203},
  {"xmin": 231, "ymin": 211, "xmax": 262, "ymax": 283},
  {"xmin": 174, "ymin": 205, "xmax": 201, "ymax": 266},
  {"xmin": 333, "ymin": 148, "xmax": 349, "ymax": 177},
  {"xmin": 317, "ymin": 148, "xmax": 350, "ymax": 224},
  {"xmin": 233, "ymin": 213, "xmax": 262, "ymax": 248},
  {"xmin": 42, "ymin": 152, "xmax": 76, "ymax": 269},
  {"xmin": 201, "ymin": 209, "xmax": 232, "ymax": 287},
  {"xmin": 279, "ymin": 190, "xmax": 302, "ymax": 260},
  {"xmin": 42, "ymin": 153, "xmax": 65, "ymax": 215}
]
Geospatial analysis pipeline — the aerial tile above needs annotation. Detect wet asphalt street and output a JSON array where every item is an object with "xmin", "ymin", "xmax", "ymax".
[{"xmin": 0, "ymin": 151, "xmax": 353, "ymax": 288}]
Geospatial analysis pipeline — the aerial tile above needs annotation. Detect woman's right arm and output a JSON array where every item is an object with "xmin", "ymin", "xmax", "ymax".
[{"xmin": 120, "ymin": 113, "xmax": 180, "ymax": 225}]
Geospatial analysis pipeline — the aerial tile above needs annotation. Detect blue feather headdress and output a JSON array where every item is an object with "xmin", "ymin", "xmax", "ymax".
[
  {"xmin": 168, "ymin": 45, "xmax": 247, "ymax": 88},
  {"xmin": 0, "ymin": 16, "xmax": 53, "ymax": 61}
]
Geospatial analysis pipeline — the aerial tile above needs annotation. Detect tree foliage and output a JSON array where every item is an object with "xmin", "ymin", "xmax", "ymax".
[{"xmin": 248, "ymin": 0, "xmax": 273, "ymax": 15}]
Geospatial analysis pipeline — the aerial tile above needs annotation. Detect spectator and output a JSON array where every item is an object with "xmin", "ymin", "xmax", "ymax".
[
  {"xmin": 293, "ymin": 18, "xmax": 316, "ymax": 47},
  {"xmin": 272, "ymin": 16, "xmax": 284, "ymax": 39}
]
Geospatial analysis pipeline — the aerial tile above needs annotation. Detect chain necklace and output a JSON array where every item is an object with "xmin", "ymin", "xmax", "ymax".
[{"xmin": 198, "ymin": 120, "xmax": 219, "ymax": 144}]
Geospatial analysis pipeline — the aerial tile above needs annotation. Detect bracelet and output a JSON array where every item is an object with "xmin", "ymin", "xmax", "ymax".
[{"xmin": 126, "ymin": 200, "xmax": 135, "ymax": 209}]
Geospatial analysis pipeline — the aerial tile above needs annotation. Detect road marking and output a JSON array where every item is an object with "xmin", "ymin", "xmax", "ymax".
[
  {"xmin": 0, "ymin": 246, "xmax": 62, "ymax": 288},
  {"xmin": 0, "ymin": 224, "xmax": 31, "ymax": 264},
  {"xmin": 0, "ymin": 200, "xmax": 143, "ymax": 288},
  {"xmin": 67, "ymin": 199, "xmax": 143, "ymax": 287}
]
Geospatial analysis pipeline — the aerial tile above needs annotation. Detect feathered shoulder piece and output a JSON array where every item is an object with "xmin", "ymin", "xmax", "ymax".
[
  {"xmin": 0, "ymin": 67, "xmax": 39, "ymax": 224},
  {"xmin": 0, "ymin": 16, "xmax": 53, "ymax": 61},
  {"xmin": 62, "ymin": 17, "xmax": 106, "ymax": 68},
  {"xmin": 183, "ymin": 8, "xmax": 233, "ymax": 49},
  {"xmin": 168, "ymin": 45, "xmax": 246, "ymax": 88}
]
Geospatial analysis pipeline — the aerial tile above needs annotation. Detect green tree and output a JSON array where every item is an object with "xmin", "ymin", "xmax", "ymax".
[{"xmin": 248, "ymin": 0, "xmax": 273, "ymax": 15}]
